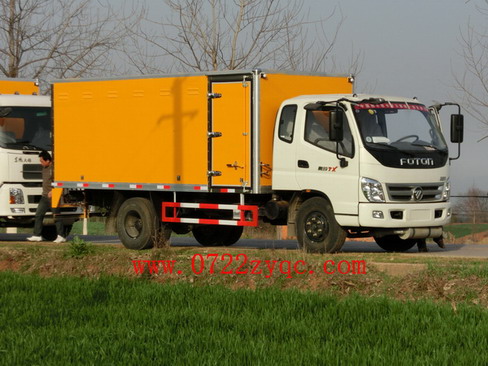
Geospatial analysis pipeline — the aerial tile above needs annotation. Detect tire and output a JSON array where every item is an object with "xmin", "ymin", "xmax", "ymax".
[
  {"xmin": 221, "ymin": 226, "xmax": 243, "ymax": 245},
  {"xmin": 41, "ymin": 225, "xmax": 57, "ymax": 241},
  {"xmin": 116, "ymin": 198, "xmax": 158, "ymax": 250},
  {"xmin": 193, "ymin": 225, "xmax": 243, "ymax": 246},
  {"xmin": 374, "ymin": 235, "xmax": 417, "ymax": 252},
  {"xmin": 42, "ymin": 223, "xmax": 72, "ymax": 241},
  {"xmin": 296, "ymin": 197, "xmax": 346, "ymax": 253}
]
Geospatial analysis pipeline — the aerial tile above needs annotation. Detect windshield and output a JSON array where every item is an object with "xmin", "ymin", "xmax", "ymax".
[
  {"xmin": 0, "ymin": 107, "xmax": 51, "ymax": 150},
  {"xmin": 354, "ymin": 103, "xmax": 447, "ymax": 151}
]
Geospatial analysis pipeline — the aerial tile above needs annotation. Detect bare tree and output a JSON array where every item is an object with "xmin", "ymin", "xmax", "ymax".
[
  {"xmin": 454, "ymin": 0, "xmax": 488, "ymax": 141},
  {"xmin": 0, "ymin": 0, "xmax": 142, "ymax": 88},
  {"xmin": 127, "ymin": 0, "xmax": 357, "ymax": 74},
  {"xmin": 453, "ymin": 186, "xmax": 488, "ymax": 223}
]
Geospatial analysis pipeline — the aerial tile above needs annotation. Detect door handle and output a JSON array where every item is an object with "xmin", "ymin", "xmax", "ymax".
[
  {"xmin": 226, "ymin": 161, "xmax": 244, "ymax": 170},
  {"xmin": 297, "ymin": 160, "xmax": 309, "ymax": 168}
]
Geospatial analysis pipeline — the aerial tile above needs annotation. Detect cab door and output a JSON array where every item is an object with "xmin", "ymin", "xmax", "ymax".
[
  {"xmin": 209, "ymin": 81, "xmax": 251, "ymax": 188},
  {"xmin": 295, "ymin": 108, "xmax": 359, "ymax": 215}
]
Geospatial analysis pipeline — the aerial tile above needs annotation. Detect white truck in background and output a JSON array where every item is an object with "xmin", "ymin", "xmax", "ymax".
[{"xmin": 0, "ymin": 78, "xmax": 76, "ymax": 239}]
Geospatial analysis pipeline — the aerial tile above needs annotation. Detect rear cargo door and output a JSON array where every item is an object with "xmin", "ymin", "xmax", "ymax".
[{"xmin": 209, "ymin": 81, "xmax": 251, "ymax": 188}]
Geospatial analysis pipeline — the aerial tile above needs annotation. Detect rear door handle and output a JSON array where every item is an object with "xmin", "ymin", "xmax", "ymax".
[{"xmin": 297, "ymin": 160, "xmax": 309, "ymax": 168}]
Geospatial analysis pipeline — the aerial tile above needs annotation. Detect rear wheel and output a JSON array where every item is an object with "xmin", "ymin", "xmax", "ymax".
[
  {"xmin": 41, "ymin": 226, "xmax": 57, "ymax": 241},
  {"xmin": 296, "ymin": 197, "xmax": 346, "ymax": 253},
  {"xmin": 374, "ymin": 235, "xmax": 417, "ymax": 252},
  {"xmin": 193, "ymin": 225, "xmax": 243, "ymax": 246},
  {"xmin": 117, "ymin": 197, "xmax": 159, "ymax": 250}
]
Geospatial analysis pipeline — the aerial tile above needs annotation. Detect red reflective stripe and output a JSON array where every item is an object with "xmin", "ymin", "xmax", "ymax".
[
  {"xmin": 161, "ymin": 201, "xmax": 259, "ymax": 226},
  {"xmin": 199, "ymin": 203, "xmax": 219, "ymax": 209},
  {"xmin": 164, "ymin": 217, "xmax": 181, "ymax": 223}
]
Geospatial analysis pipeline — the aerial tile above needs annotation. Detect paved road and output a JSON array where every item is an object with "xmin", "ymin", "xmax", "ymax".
[{"xmin": 1, "ymin": 233, "xmax": 488, "ymax": 258}]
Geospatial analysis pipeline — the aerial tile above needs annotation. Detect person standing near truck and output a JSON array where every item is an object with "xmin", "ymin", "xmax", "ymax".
[{"xmin": 27, "ymin": 151, "xmax": 66, "ymax": 243}]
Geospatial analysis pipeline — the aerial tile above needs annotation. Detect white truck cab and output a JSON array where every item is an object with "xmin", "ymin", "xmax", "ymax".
[
  {"xmin": 0, "ymin": 83, "xmax": 78, "ymax": 239},
  {"xmin": 273, "ymin": 94, "xmax": 462, "ymax": 252},
  {"xmin": 0, "ymin": 93, "xmax": 53, "ymax": 230}
]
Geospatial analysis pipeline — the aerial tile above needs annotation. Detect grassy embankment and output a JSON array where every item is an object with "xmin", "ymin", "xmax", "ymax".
[
  {"xmin": 1, "ymin": 223, "xmax": 488, "ymax": 363},
  {"xmin": 1, "ymin": 271, "xmax": 487, "ymax": 365}
]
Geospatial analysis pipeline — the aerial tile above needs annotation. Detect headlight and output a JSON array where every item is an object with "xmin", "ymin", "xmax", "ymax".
[
  {"xmin": 361, "ymin": 177, "xmax": 385, "ymax": 202},
  {"xmin": 9, "ymin": 188, "xmax": 25, "ymax": 204},
  {"xmin": 442, "ymin": 181, "xmax": 450, "ymax": 201}
]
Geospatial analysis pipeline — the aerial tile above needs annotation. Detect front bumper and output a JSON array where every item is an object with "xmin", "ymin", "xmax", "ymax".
[{"xmin": 358, "ymin": 201, "xmax": 450, "ymax": 228}]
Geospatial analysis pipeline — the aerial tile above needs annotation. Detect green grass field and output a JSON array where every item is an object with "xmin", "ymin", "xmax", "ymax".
[
  {"xmin": 1, "ymin": 271, "xmax": 487, "ymax": 365},
  {"xmin": 443, "ymin": 223, "xmax": 488, "ymax": 238},
  {"xmin": 70, "ymin": 220, "xmax": 106, "ymax": 235}
]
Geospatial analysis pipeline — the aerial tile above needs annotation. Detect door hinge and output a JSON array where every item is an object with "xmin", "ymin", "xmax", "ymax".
[
  {"xmin": 208, "ymin": 93, "xmax": 222, "ymax": 99},
  {"xmin": 242, "ymin": 76, "xmax": 251, "ymax": 87},
  {"xmin": 207, "ymin": 170, "xmax": 222, "ymax": 177},
  {"xmin": 207, "ymin": 131, "xmax": 222, "ymax": 138}
]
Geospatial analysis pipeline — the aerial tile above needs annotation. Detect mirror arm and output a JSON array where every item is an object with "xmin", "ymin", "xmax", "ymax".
[{"xmin": 449, "ymin": 143, "xmax": 461, "ymax": 164}]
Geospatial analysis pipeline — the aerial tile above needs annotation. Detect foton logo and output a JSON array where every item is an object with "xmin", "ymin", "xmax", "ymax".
[{"xmin": 400, "ymin": 158, "xmax": 434, "ymax": 166}]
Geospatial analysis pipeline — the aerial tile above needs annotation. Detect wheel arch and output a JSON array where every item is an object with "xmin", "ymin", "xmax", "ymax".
[{"xmin": 103, "ymin": 190, "xmax": 171, "ymax": 234}]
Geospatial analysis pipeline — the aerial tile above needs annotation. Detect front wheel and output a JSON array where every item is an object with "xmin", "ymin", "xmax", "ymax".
[
  {"xmin": 296, "ymin": 197, "xmax": 346, "ymax": 253},
  {"xmin": 374, "ymin": 235, "xmax": 417, "ymax": 252},
  {"xmin": 117, "ymin": 197, "xmax": 160, "ymax": 250}
]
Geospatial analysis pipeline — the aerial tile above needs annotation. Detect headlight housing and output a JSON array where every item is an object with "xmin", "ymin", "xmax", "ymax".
[
  {"xmin": 442, "ymin": 181, "xmax": 450, "ymax": 201},
  {"xmin": 361, "ymin": 177, "xmax": 385, "ymax": 202},
  {"xmin": 9, "ymin": 188, "xmax": 25, "ymax": 204}
]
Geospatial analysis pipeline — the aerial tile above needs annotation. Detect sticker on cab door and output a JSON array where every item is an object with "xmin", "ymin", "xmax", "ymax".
[{"xmin": 318, "ymin": 166, "xmax": 338, "ymax": 172}]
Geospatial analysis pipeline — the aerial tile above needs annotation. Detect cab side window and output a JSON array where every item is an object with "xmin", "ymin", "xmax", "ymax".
[
  {"xmin": 278, "ymin": 105, "xmax": 297, "ymax": 143},
  {"xmin": 304, "ymin": 109, "xmax": 354, "ymax": 157}
]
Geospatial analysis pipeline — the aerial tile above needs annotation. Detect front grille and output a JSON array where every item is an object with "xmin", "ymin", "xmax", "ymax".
[
  {"xmin": 22, "ymin": 164, "xmax": 42, "ymax": 180},
  {"xmin": 28, "ymin": 195, "xmax": 41, "ymax": 204},
  {"xmin": 386, "ymin": 182, "xmax": 444, "ymax": 202}
]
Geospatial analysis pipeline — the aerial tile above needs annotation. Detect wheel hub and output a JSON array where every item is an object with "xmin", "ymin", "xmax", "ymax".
[
  {"xmin": 304, "ymin": 212, "xmax": 328, "ymax": 242},
  {"xmin": 125, "ymin": 211, "xmax": 142, "ymax": 238}
]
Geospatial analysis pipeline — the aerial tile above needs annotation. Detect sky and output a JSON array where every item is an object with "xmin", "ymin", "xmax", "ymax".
[
  {"xmin": 316, "ymin": 0, "xmax": 487, "ymax": 194},
  {"xmin": 141, "ymin": 0, "xmax": 485, "ymax": 194}
]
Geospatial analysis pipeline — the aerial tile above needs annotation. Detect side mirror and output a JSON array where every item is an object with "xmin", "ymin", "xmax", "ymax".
[
  {"xmin": 329, "ymin": 110, "xmax": 344, "ymax": 141},
  {"xmin": 0, "ymin": 107, "xmax": 12, "ymax": 117},
  {"xmin": 450, "ymin": 114, "xmax": 464, "ymax": 143}
]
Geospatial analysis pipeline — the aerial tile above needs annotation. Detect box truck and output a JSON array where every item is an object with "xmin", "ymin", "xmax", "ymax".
[
  {"xmin": 51, "ymin": 70, "xmax": 463, "ymax": 252},
  {"xmin": 0, "ymin": 78, "xmax": 80, "ymax": 239}
]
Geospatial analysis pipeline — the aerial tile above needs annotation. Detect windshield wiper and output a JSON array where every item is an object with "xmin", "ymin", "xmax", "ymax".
[
  {"xmin": 411, "ymin": 143, "xmax": 443, "ymax": 151},
  {"xmin": 6, "ymin": 142, "xmax": 49, "ymax": 151},
  {"xmin": 371, "ymin": 142, "xmax": 415, "ymax": 156}
]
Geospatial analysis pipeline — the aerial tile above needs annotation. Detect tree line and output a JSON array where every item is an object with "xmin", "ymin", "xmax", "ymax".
[
  {"xmin": 1, "ymin": 0, "xmax": 487, "ymax": 138},
  {"xmin": 452, "ymin": 187, "xmax": 488, "ymax": 223},
  {"xmin": 0, "ymin": 0, "xmax": 361, "ymax": 90}
]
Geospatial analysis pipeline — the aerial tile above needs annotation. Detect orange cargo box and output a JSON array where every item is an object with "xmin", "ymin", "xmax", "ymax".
[
  {"xmin": 0, "ymin": 78, "xmax": 39, "ymax": 95},
  {"xmin": 52, "ymin": 71, "xmax": 352, "ymax": 193}
]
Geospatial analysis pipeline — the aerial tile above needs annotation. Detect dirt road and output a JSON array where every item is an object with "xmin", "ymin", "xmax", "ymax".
[{"xmin": 1, "ymin": 233, "xmax": 488, "ymax": 258}]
